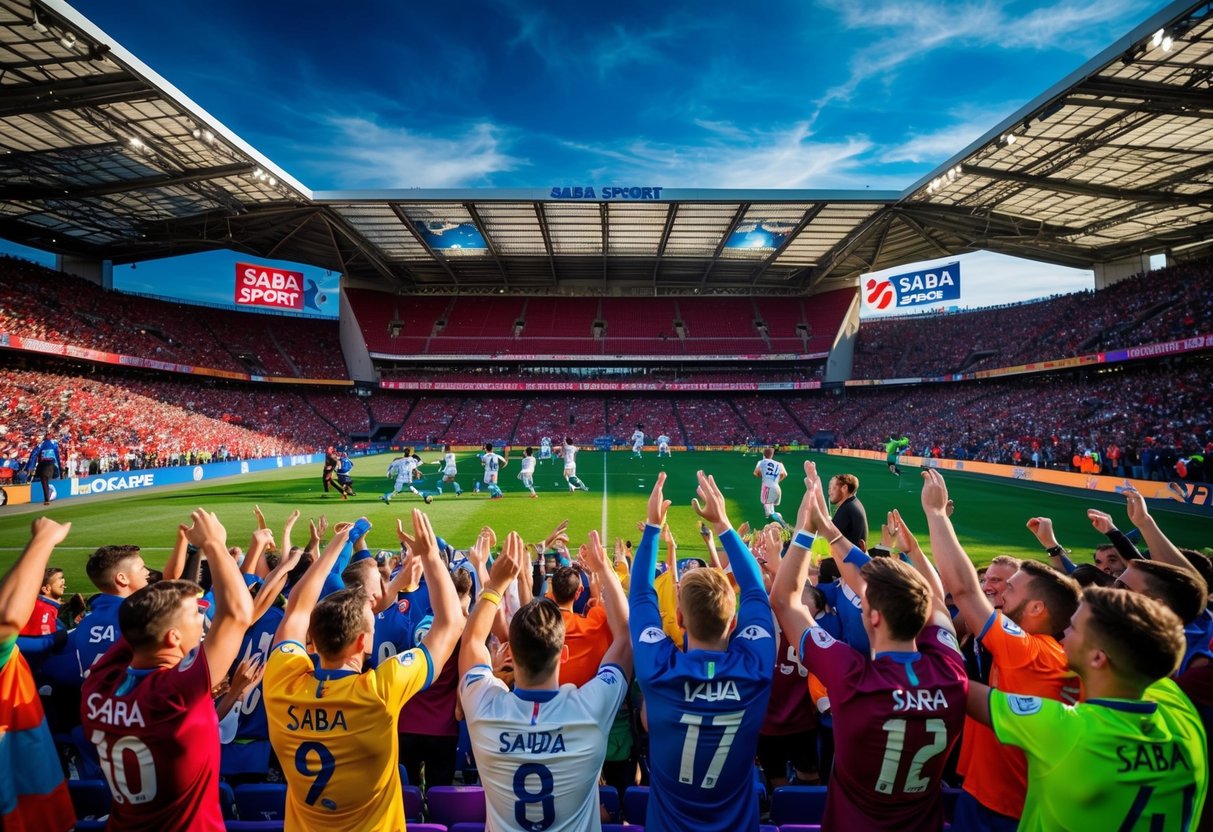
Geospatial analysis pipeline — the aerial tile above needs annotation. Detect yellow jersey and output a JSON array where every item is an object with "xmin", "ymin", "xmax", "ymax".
[{"xmin": 264, "ymin": 640, "xmax": 432, "ymax": 831}]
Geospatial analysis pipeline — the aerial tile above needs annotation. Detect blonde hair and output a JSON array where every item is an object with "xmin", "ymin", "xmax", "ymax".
[{"xmin": 679, "ymin": 568, "xmax": 736, "ymax": 642}]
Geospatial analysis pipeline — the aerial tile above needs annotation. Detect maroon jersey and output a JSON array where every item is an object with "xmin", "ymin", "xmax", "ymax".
[
  {"xmin": 80, "ymin": 639, "xmax": 224, "ymax": 832},
  {"xmin": 761, "ymin": 625, "xmax": 815, "ymax": 735},
  {"xmin": 798, "ymin": 623, "xmax": 967, "ymax": 830}
]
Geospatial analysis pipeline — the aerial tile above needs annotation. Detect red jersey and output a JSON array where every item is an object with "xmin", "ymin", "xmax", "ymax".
[
  {"xmin": 19, "ymin": 596, "xmax": 60, "ymax": 636},
  {"xmin": 798, "ymin": 624, "xmax": 968, "ymax": 830},
  {"xmin": 761, "ymin": 625, "xmax": 815, "ymax": 735},
  {"xmin": 80, "ymin": 640, "xmax": 224, "ymax": 832}
]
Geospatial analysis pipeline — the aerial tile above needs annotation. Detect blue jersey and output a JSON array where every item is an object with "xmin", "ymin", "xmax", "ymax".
[
  {"xmin": 1181, "ymin": 609, "xmax": 1213, "ymax": 675},
  {"xmin": 28, "ymin": 439, "xmax": 61, "ymax": 469},
  {"xmin": 630, "ymin": 524, "xmax": 775, "ymax": 832},
  {"xmin": 43, "ymin": 593, "xmax": 125, "ymax": 687},
  {"xmin": 235, "ymin": 605, "xmax": 284, "ymax": 740},
  {"xmin": 336, "ymin": 457, "xmax": 354, "ymax": 475},
  {"xmin": 373, "ymin": 598, "xmax": 420, "ymax": 669}
]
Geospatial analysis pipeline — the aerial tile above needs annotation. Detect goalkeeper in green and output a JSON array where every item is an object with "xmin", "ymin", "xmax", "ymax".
[{"xmin": 885, "ymin": 435, "xmax": 910, "ymax": 479}]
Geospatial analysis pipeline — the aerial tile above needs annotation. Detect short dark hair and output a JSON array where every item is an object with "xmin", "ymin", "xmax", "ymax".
[
  {"xmin": 41, "ymin": 567, "xmax": 63, "ymax": 590},
  {"xmin": 341, "ymin": 558, "xmax": 378, "ymax": 591},
  {"xmin": 1017, "ymin": 560, "xmax": 1081, "ymax": 635},
  {"xmin": 861, "ymin": 558, "xmax": 931, "ymax": 641},
  {"xmin": 525, "ymin": 446, "xmax": 534, "ymax": 456},
  {"xmin": 509, "ymin": 599, "xmax": 565, "ymax": 679},
  {"xmin": 118, "ymin": 580, "xmax": 200, "ymax": 651},
  {"xmin": 1129, "ymin": 560, "xmax": 1208, "ymax": 624},
  {"xmin": 551, "ymin": 566, "xmax": 583, "ymax": 604},
  {"xmin": 1179, "ymin": 549, "xmax": 1212, "ymax": 594},
  {"xmin": 87, "ymin": 545, "xmax": 142, "ymax": 592},
  {"xmin": 1071, "ymin": 563, "xmax": 1116, "ymax": 588},
  {"xmin": 309, "ymin": 588, "xmax": 371, "ymax": 658},
  {"xmin": 484, "ymin": 443, "xmax": 494, "ymax": 452},
  {"xmin": 818, "ymin": 558, "xmax": 841, "ymax": 585},
  {"xmin": 1083, "ymin": 586, "xmax": 1185, "ymax": 685},
  {"xmin": 452, "ymin": 569, "xmax": 473, "ymax": 598}
]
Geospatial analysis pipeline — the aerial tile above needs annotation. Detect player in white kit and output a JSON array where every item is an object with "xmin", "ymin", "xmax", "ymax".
[
  {"xmin": 539, "ymin": 436, "xmax": 553, "ymax": 463},
  {"xmin": 481, "ymin": 442, "xmax": 507, "ymax": 499},
  {"xmin": 518, "ymin": 446, "xmax": 538, "ymax": 498},
  {"xmin": 753, "ymin": 446, "xmax": 788, "ymax": 526},
  {"xmin": 656, "ymin": 433, "xmax": 671, "ymax": 457},
  {"xmin": 381, "ymin": 450, "xmax": 432, "ymax": 504},
  {"xmin": 559, "ymin": 437, "xmax": 589, "ymax": 491},
  {"xmin": 460, "ymin": 529, "xmax": 631, "ymax": 832},
  {"xmin": 434, "ymin": 443, "xmax": 463, "ymax": 496},
  {"xmin": 630, "ymin": 425, "xmax": 645, "ymax": 458}
]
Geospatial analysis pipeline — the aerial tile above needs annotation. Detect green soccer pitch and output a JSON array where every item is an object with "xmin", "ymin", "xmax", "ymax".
[{"xmin": 1, "ymin": 450, "xmax": 1210, "ymax": 591}]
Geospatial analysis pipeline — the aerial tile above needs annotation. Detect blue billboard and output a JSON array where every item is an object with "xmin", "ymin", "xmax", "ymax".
[{"xmin": 864, "ymin": 261, "xmax": 961, "ymax": 310}]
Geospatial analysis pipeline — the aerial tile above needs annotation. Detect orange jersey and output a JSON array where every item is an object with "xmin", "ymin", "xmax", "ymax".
[
  {"xmin": 957, "ymin": 611, "xmax": 1081, "ymax": 819},
  {"xmin": 560, "ymin": 606, "xmax": 612, "ymax": 687}
]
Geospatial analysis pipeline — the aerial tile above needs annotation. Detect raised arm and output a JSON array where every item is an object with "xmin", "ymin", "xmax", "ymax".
[
  {"xmin": 459, "ymin": 532, "xmax": 527, "ymax": 676},
  {"xmin": 803, "ymin": 461, "xmax": 869, "ymax": 595},
  {"xmin": 1124, "ymin": 489, "xmax": 1191, "ymax": 573},
  {"xmin": 242, "ymin": 527, "xmax": 275, "ymax": 577},
  {"xmin": 691, "ymin": 469, "xmax": 765, "ymax": 604},
  {"xmin": 187, "ymin": 509, "xmax": 255, "ymax": 688},
  {"xmin": 251, "ymin": 545, "xmax": 305, "ymax": 622},
  {"xmin": 163, "ymin": 523, "xmax": 191, "ymax": 581},
  {"xmin": 398, "ymin": 509, "xmax": 463, "ymax": 673},
  {"xmin": 921, "ymin": 469, "xmax": 994, "ymax": 635},
  {"xmin": 629, "ymin": 472, "xmax": 671, "ymax": 637},
  {"xmin": 770, "ymin": 467, "xmax": 820, "ymax": 642},
  {"xmin": 1026, "ymin": 517, "xmax": 1077, "ymax": 574},
  {"xmin": 889, "ymin": 508, "xmax": 952, "ymax": 630},
  {"xmin": 1086, "ymin": 509, "xmax": 1143, "ymax": 563},
  {"xmin": 0, "ymin": 518, "xmax": 72, "ymax": 639},
  {"xmin": 581, "ymin": 530, "xmax": 632, "ymax": 675},
  {"xmin": 274, "ymin": 521, "xmax": 354, "ymax": 645}
]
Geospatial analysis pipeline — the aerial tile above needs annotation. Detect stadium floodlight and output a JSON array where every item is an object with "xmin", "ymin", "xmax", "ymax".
[
  {"xmin": 31, "ymin": 10, "xmax": 48, "ymax": 33},
  {"xmin": 1151, "ymin": 28, "xmax": 1164, "ymax": 47},
  {"xmin": 60, "ymin": 31, "xmax": 76, "ymax": 49},
  {"xmin": 191, "ymin": 128, "xmax": 202, "ymax": 139},
  {"xmin": 1162, "ymin": 35, "xmax": 1174, "ymax": 51},
  {"xmin": 204, "ymin": 130, "xmax": 214, "ymax": 143},
  {"xmin": 129, "ymin": 137, "xmax": 144, "ymax": 150}
]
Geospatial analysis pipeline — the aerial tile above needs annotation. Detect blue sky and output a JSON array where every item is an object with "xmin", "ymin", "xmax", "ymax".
[{"xmin": 8, "ymin": 0, "xmax": 1172, "ymax": 311}]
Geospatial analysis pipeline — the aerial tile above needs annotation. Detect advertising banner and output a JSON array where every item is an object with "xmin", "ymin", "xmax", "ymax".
[
  {"xmin": 234, "ymin": 263, "xmax": 306, "ymax": 311},
  {"xmin": 864, "ymin": 261, "xmax": 961, "ymax": 311},
  {"xmin": 379, "ymin": 380, "xmax": 822, "ymax": 392}
]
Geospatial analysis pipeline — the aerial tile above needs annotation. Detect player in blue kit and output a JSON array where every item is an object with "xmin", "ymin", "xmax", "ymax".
[{"xmin": 630, "ymin": 470, "xmax": 775, "ymax": 832}]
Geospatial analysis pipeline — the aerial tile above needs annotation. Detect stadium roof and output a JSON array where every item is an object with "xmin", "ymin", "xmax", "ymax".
[{"xmin": 0, "ymin": 0, "xmax": 1211, "ymax": 293}]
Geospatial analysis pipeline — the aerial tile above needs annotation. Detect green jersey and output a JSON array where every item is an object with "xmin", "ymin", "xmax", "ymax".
[
  {"xmin": 989, "ymin": 678, "xmax": 1207, "ymax": 832},
  {"xmin": 884, "ymin": 437, "xmax": 909, "ymax": 460}
]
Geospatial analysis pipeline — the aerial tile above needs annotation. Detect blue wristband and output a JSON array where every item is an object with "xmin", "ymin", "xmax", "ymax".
[{"xmin": 793, "ymin": 530, "xmax": 815, "ymax": 550}]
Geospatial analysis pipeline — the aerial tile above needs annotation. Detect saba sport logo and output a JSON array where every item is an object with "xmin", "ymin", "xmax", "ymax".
[{"xmin": 865, "ymin": 277, "xmax": 895, "ymax": 310}]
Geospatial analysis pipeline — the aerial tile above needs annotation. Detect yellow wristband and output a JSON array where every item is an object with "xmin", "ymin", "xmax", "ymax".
[{"xmin": 480, "ymin": 589, "xmax": 503, "ymax": 606}]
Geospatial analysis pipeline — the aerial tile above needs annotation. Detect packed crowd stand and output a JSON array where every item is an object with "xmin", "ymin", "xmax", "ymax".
[
  {"xmin": 853, "ymin": 260, "xmax": 1213, "ymax": 379},
  {"xmin": 2, "ymin": 457, "xmax": 1208, "ymax": 831},
  {"xmin": 0, "ymin": 257, "xmax": 348, "ymax": 380}
]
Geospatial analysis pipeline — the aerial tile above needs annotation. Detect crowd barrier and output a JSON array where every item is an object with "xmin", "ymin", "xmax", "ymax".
[
  {"xmin": 1, "ymin": 454, "xmax": 320, "ymax": 506},
  {"xmin": 828, "ymin": 449, "xmax": 1213, "ymax": 511}
]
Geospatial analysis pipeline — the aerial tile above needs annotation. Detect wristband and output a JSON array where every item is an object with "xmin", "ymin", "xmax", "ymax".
[
  {"xmin": 793, "ymin": 529, "xmax": 815, "ymax": 550},
  {"xmin": 479, "ymin": 589, "xmax": 503, "ymax": 606},
  {"xmin": 1045, "ymin": 545, "xmax": 1065, "ymax": 557}
]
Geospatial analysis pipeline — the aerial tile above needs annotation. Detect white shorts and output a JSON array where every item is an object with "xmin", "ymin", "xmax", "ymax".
[
  {"xmin": 443, "ymin": 467, "xmax": 458, "ymax": 478},
  {"xmin": 394, "ymin": 475, "xmax": 413, "ymax": 490},
  {"xmin": 519, "ymin": 473, "xmax": 534, "ymax": 487},
  {"xmin": 633, "ymin": 443, "xmax": 643, "ymax": 452},
  {"xmin": 564, "ymin": 465, "xmax": 577, "ymax": 478},
  {"xmin": 659, "ymin": 444, "xmax": 669, "ymax": 453},
  {"xmin": 484, "ymin": 472, "xmax": 498, "ymax": 484},
  {"xmin": 761, "ymin": 483, "xmax": 782, "ymax": 506}
]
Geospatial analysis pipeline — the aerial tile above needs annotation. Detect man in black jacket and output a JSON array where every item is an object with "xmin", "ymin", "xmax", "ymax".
[{"xmin": 828, "ymin": 473, "xmax": 868, "ymax": 552}]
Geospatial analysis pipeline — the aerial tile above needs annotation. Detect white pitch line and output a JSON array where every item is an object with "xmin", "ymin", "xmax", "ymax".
[{"xmin": 601, "ymin": 452, "xmax": 609, "ymax": 537}]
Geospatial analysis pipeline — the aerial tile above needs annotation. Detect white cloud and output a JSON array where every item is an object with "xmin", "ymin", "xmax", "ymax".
[
  {"xmin": 564, "ymin": 122, "xmax": 906, "ymax": 190},
  {"xmin": 880, "ymin": 107, "xmax": 1013, "ymax": 164},
  {"xmin": 309, "ymin": 117, "xmax": 526, "ymax": 187},
  {"xmin": 816, "ymin": 0, "xmax": 1143, "ymax": 107}
]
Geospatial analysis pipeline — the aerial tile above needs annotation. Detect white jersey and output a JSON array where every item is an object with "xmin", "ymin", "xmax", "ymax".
[
  {"xmin": 442, "ymin": 452, "xmax": 458, "ymax": 475},
  {"xmin": 482, "ymin": 452, "xmax": 506, "ymax": 479},
  {"xmin": 657, "ymin": 434, "xmax": 670, "ymax": 448},
  {"xmin": 461, "ymin": 663, "xmax": 627, "ymax": 832},
  {"xmin": 562, "ymin": 444, "xmax": 578, "ymax": 470},
  {"xmin": 630, "ymin": 430, "xmax": 645, "ymax": 448},
  {"xmin": 540, "ymin": 438, "xmax": 553, "ymax": 457},
  {"xmin": 388, "ymin": 457, "xmax": 418, "ymax": 482},
  {"xmin": 754, "ymin": 458, "xmax": 786, "ymax": 486},
  {"xmin": 520, "ymin": 456, "xmax": 536, "ymax": 477}
]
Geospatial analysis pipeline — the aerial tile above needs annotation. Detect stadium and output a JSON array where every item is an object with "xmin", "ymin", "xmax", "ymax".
[{"xmin": 0, "ymin": 0, "xmax": 1211, "ymax": 830}]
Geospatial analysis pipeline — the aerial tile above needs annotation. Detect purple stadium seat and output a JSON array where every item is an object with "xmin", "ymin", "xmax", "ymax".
[
  {"xmin": 403, "ymin": 783, "xmax": 425, "ymax": 821},
  {"xmin": 769, "ymin": 785, "xmax": 828, "ymax": 826},
  {"xmin": 408, "ymin": 825, "xmax": 450, "ymax": 832},
  {"xmin": 449, "ymin": 824, "xmax": 484, "ymax": 832},
  {"xmin": 761, "ymin": 825, "xmax": 779, "ymax": 832},
  {"xmin": 778, "ymin": 826, "xmax": 821, "ymax": 832},
  {"xmin": 602, "ymin": 825, "xmax": 644, "ymax": 832},
  {"xmin": 622, "ymin": 785, "xmax": 649, "ymax": 824},
  {"xmin": 218, "ymin": 781, "xmax": 237, "ymax": 819},
  {"xmin": 233, "ymin": 783, "xmax": 287, "ymax": 821},
  {"xmin": 599, "ymin": 784, "xmax": 621, "ymax": 822},
  {"xmin": 943, "ymin": 786, "xmax": 962, "ymax": 821},
  {"xmin": 74, "ymin": 822, "xmax": 108, "ymax": 832},
  {"xmin": 225, "ymin": 823, "xmax": 285, "ymax": 832},
  {"xmin": 67, "ymin": 779, "xmax": 111, "ymax": 820},
  {"xmin": 426, "ymin": 785, "xmax": 486, "ymax": 826}
]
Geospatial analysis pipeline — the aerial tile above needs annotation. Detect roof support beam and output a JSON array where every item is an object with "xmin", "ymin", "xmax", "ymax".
[
  {"xmin": 960, "ymin": 164, "xmax": 1211, "ymax": 207},
  {"xmin": 1075, "ymin": 76, "xmax": 1213, "ymax": 110},
  {"xmin": 600, "ymin": 202, "xmax": 609, "ymax": 289},
  {"xmin": 701, "ymin": 203, "xmax": 749, "ymax": 287},
  {"xmin": 749, "ymin": 203, "xmax": 825, "ymax": 284},
  {"xmin": 392, "ymin": 203, "xmax": 460, "ymax": 286},
  {"xmin": 651, "ymin": 203, "xmax": 677, "ymax": 287},
  {"xmin": 806, "ymin": 209, "xmax": 890, "ymax": 288},
  {"xmin": 534, "ymin": 202, "xmax": 558, "ymax": 286},
  {"xmin": 0, "ymin": 76, "xmax": 152, "ymax": 118},
  {"xmin": 464, "ymin": 203, "xmax": 508, "ymax": 287},
  {"xmin": 0, "ymin": 162, "xmax": 256, "ymax": 201}
]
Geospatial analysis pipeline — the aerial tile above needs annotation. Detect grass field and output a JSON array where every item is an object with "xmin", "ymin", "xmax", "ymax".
[{"xmin": 2, "ymin": 450, "xmax": 1210, "ymax": 590}]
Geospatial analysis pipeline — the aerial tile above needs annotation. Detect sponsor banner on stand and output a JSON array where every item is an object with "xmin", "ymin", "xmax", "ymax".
[{"xmin": 380, "ymin": 380, "xmax": 822, "ymax": 392}]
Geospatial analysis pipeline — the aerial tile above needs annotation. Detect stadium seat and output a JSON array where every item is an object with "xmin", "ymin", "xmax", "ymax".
[
  {"xmin": 67, "ymin": 779, "xmax": 111, "ymax": 819},
  {"xmin": 943, "ymin": 786, "xmax": 962, "ymax": 821},
  {"xmin": 599, "ymin": 784, "xmax": 621, "ymax": 822},
  {"xmin": 770, "ymin": 785, "xmax": 829, "ymax": 826},
  {"xmin": 234, "ymin": 782, "xmax": 287, "ymax": 821},
  {"xmin": 602, "ymin": 825, "xmax": 644, "ymax": 831},
  {"xmin": 218, "ymin": 781, "xmax": 237, "ymax": 819},
  {"xmin": 74, "ymin": 822, "xmax": 109, "ymax": 831},
  {"xmin": 426, "ymin": 785, "xmax": 486, "ymax": 826},
  {"xmin": 448, "ymin": 824, "xmax": 484, "ymax": 832},
  {"xmin": 225, "ymin": 823, "xmax": 285, "ymax": 832},
  {"xmin": 622, "ymin": 785, "xmax": 649, "ymax": 824},
  {"xmin": 761, "ymin": 826, "xmax": 779, "ymax": 832},
  {"xmin": 777, "ymin": 826, "xmax": 821, "ymax": 832},
  {"xmin": 408, "ymin": 825, "xmax": 450, "ymax": 832},
  {"xmin": 403, "ymin": 783, "xmax": 425, "ymax": 822}
]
